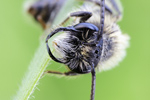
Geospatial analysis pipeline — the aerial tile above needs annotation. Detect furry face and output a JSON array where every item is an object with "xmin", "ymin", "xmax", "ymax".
[{"xmin": 53, "ymin": 28, "xmax": 103, "ymax": 73}]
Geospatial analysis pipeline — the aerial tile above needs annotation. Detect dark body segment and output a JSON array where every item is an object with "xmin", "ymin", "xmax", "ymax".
[{"xmin": 28, "ymin": 0, "xmax": 66, "ymax": 28}]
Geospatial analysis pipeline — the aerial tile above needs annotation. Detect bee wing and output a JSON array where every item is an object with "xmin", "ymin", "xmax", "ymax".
[{"xmin": 106, "ymin": 0, "xmax": 123, "ymax": 21}]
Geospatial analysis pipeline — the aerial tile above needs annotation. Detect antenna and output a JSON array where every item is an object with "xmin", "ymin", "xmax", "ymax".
[{"xmin": 98, "ymin": 0, "xmax": 105, "ymax": 40}]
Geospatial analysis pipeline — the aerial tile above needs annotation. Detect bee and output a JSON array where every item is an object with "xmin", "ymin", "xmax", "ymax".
[
  {"xmin": 26, "ymin": 0, "xmax": 66, "ymax": 29},
  {"xmin": 45, "ymin": 0, "xmax": 129, "ymax": 100}
]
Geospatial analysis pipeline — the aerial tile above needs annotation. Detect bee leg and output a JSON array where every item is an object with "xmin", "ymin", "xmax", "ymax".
[
  {"xmin": 70, "ymin": 11, "xmax": 92, "ymax": 23},
  {"xmin": 60, "ymin": 11, "xmax": 92, "ymax": 26},
  {"xmin": 43, "ymin": 70, "xmax": 79, "ymax": 76},
  {"xmin": 59, "ymin": 16, "xmax": 71, "ymax": 26},
  {"xmin": 37, "ymin": 15, "xmax": 47, "ymax": 29}
]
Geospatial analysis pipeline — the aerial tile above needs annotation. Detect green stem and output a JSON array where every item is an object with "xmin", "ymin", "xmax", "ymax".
[{"xmin": 13, "ymin": 0, "xmax": 83, "ymax": 100}]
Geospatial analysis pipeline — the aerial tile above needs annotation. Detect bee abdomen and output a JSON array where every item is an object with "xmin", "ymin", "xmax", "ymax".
[{"xmin": 97, "ymin": 24, "xmax": 130, "ymax": 71}]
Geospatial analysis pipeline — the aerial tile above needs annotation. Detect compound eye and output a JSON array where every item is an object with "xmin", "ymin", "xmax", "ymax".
[{"xmin": 74, "ymin": 23, "xmax": 99, "ymax": 32}]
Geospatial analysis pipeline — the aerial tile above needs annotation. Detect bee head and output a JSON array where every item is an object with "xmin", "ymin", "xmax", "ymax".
[
  {"xmin": 53, "ymin": 32, "xmax": 92, "ymax": 73},
  {"xmin": 46, "ymin": 23, "xmax": 102, "ymax": 73}
]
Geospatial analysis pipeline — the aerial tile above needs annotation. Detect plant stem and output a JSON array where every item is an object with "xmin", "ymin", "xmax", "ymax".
[{"xmin": 13, "ymin": 0, "xmax": 83, "ymax": 100}]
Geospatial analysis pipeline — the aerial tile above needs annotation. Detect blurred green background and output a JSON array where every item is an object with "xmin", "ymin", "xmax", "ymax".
[{"xmin": 0, "ymin": 0, "xmax": 150, "ymax": 100}]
